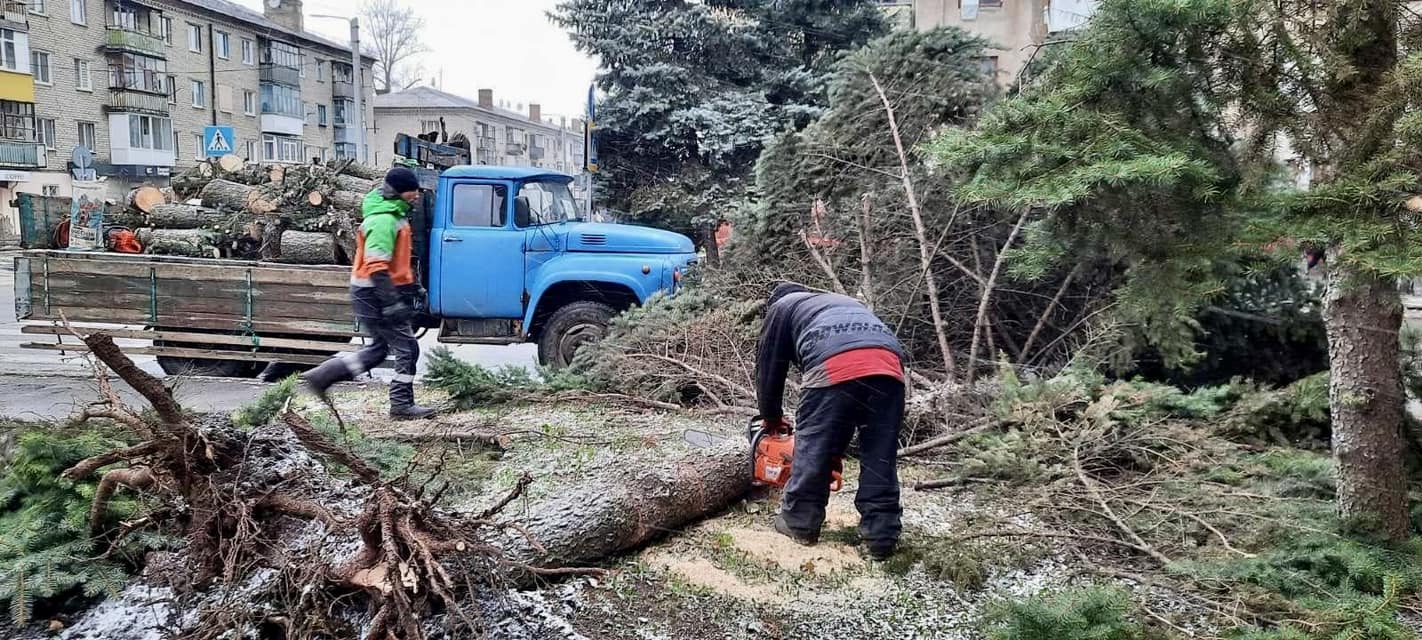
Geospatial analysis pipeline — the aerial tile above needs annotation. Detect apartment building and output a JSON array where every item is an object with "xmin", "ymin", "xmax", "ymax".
[
  {"xmin": 372, "ymin": 86, "xmax": 586, "ymax": 177},
  {"xmin": 20, "ymin": 0, "xmax": 375, "ymax": 203},
  {"xmin": 901, "ymin": 0, "xmax": 1099, "ymax": 83}
]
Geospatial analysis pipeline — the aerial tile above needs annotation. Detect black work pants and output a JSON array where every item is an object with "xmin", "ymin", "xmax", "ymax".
[
  {"xmin": 781, "ymin": 376, "xmax": 904, "ymax": 545},
  {"xmin": 343, "ymin": 286, "xmax": 419, "ymax": 383}
]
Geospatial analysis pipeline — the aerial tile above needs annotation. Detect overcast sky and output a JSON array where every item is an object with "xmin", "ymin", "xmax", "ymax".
[{"xmin": 234, "ymin": 0, "xmax": 599, "ymax": 118}]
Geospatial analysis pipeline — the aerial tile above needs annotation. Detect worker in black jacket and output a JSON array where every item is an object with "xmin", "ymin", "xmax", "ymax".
[{"xmin": 757, "ymin": 282, "xmax": 907, "ymax": 560}]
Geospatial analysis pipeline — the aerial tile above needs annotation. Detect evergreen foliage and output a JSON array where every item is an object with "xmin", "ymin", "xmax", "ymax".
[
  {"xmin": 984, "ymin": 587, "xmax": 1152, "ymax": 640},
  {"xmin": 424, "ymin": 348, "xmax": 586, "ymax": 409},
  {"xmin": 0, "ymin": 426, "xmax": 160, "ymax": 625},
  {"xmin": 930, "ymin": 0, "xmax": 1422, "ymax": 537},
  {"xmin": 550, "ymin": 0, "xmax": 888, "ymax": 239},
  {"xmin": 231, "ymin": 374, "xmax": 299, "ymax": 429}
]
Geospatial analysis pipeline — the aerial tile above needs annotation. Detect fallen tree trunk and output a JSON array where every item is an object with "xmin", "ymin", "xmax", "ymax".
[
  {"xmin": 275, "ymin": 230, "xmax": 338, "ymax": 264},
  {"xmin": 329, "ymin": 189, "xmax": 365, "ymax": 213},
  {"xmin": 145, "ymin": 204, "xmax": 231, "ymax": 229},
  {"xmin": 331, "ymin": 160, "xmax": 386, "ymax": 182},
  {"xmin": 138, "ymin": 228, "xmax": 222, "ymax": 257},
  {"xmin": 200, "ymin": 178, "xmax": 278, "ymax": 214},
  {"xmin": 499, "ymin": 440, "xmax": 751, "ymax": 571}
]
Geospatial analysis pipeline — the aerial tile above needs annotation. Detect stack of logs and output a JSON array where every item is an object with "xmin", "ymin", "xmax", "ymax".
[{"xmin": 109, "ymin": 155, "xmax": 385, "ymax": 264}]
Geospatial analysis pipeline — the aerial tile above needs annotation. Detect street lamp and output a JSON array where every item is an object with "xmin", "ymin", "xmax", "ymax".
[{"xmin": 310, "ymin": 14, "xmax": 365, "ymax": 164}]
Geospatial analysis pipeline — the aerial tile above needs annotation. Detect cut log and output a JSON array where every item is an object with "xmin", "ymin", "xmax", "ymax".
[
  {"xmin": 332, "ymin": 174, "xmax": 376, "ymax": 194},
  {"xmin": 200, "ymin": 179, "xmax": 278, "ymax": 214},
  {"xmin": 198, "ymin": 162, "xmax": 214, "ymax": 177},
  {"xmin": 275, "ymin": 231, "xmax": 338, "ymax": 264},
  {"xmin": 129, "ymin": 186, "xmax": 165, "ymax": 214},
  {"xmin": 260, "ymin": 219, "xmax": 285, "ymax": 261},
  {"xmin": 138, "ymin": 228, "xmax": 221, "ymax": 258},
  {"xmin": 218, "ymin": 154, "xmax": 246, "ymax": 173},
  {"xmin": 268, "ymin": 164, "xmax": 286, "ymax": 184},
  {"xmin": 145, "ymin": 204, "xmax": 232, "ymax": 230},
  {"xmin": 331, "ymin": 160, "xmax": 385, "ymax": 182},
  {"xmin": 329, "ymin": 190, "xmax": 364, "ymax": 213},
  {"xmin": 307, "ymin": 191, "xmax": 324, "ymax": 207},
  {"xmin": 498, "ymin": 440, "xmax": 751, "ymax": 572}
]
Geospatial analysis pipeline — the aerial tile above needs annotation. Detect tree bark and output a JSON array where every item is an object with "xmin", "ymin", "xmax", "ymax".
[
  {"xmin": 500, "ymin": 440, "xmax": 751, "ymax": 571},
  {"xmin": 146, "ymin": 204, "xmax": 230, "ymax": 229},
  {"xmin": 1323, "ymin": 264, "xmax": 1410, "ymax": 540},
  {"xmin": 201, "ymin": 179, "xmax": 278, "ymax": 214},
  {"xmin": 331, "ymin": 160, "xmax": 386, "ymax": 182},
  {"xmin": 329, "ymin": 190, "xmax": 365, "ymax": 214},
  {"xmin": 275, "ymin": 231, "xmax": 338, "ymax": 264},
  {"xmin": 137, "ymin": 228, "xmax": 222, "ymax": 258}
]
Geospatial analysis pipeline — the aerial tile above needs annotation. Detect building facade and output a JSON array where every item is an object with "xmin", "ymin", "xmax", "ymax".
[
  {"xmin": 16, "ymin": 0, "xmax": 375, "ymax": 208},
  {"xmin": 900, "ymin": 0, "xmax": 1099, "ymax": 84},
  {"xmin": 372, "ymin": 86, "xmax": 586, "ymax": 177}
]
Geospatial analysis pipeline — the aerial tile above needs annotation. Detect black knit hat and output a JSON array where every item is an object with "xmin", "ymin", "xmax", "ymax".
[{"xmin": 385, "ymin": 167, "xmax": 420, "ymax": 194}]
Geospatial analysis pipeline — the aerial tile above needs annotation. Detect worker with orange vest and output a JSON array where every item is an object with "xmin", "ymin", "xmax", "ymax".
[{"xmin": 301, "ymin": 167, "xmax": 437, "ymax": 420}]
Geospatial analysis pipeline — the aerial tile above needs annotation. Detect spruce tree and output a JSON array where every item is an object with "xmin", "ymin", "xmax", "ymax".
[
  {"xmin": 933, "ymin": 0, "xmax": 1422, "ymax": 538},
  {"xmin": 550, "ymin": 0, "xmax": 887, "ymax": 245}
]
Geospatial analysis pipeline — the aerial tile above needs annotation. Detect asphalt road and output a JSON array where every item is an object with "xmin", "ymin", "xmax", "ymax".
[{"xmin": 0, "ymin": 251, "xmax": 537, "ymax": 420}]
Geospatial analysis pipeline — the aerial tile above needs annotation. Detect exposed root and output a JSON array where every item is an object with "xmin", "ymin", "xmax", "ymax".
[{"xmin": 89, "ymin": 467, "xmax": 157, "ymax": 535}]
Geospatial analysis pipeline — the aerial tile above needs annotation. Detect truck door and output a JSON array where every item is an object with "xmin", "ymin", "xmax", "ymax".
[{"xmin": 433, "ymin": 180, "xmax": 526, "ymax": 319}]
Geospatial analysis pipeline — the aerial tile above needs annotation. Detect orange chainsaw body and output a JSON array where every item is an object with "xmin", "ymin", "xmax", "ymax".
[{"xmin": 749, "ymin": 419, "xmax": 842, "ymax": 491}]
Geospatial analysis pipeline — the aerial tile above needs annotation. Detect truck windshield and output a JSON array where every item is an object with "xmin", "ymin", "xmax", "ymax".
[{"xmin": 515, "ymin": 180, "xmax": 580, "ymax": 226}]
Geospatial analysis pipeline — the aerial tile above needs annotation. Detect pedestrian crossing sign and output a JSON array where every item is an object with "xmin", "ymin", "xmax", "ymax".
[{"xmin": 203, "ymin": 126, "xmax": 236, "ymax": 158}]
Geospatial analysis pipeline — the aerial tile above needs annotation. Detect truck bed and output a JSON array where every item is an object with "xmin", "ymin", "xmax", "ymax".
[{"xmin": 15, "ymin": 250, "xmax": 366, "ymax": 369}]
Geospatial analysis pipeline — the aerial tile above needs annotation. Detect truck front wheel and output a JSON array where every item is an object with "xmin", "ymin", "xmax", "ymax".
[{"xmin": 537, "ymin": 301, "xmax": 616, "ymax": 369}]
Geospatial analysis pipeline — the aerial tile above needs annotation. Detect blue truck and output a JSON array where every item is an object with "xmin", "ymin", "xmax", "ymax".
[{"xmin": 14, "ymin": 162, "xmax": 697, "ymax": 376}]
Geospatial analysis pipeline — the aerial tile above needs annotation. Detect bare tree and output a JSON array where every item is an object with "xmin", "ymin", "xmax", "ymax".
[{"xmin": 361, "ymin": 0, "xmax": 429, "ymax": 94}]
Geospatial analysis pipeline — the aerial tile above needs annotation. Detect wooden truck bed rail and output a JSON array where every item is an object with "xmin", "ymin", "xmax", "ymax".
[{"xmin": 15, "ymin": 251, "xmax": 370, "ymax": 369}]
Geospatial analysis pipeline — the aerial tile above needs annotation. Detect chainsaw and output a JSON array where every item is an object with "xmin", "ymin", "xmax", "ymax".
[{"xmin": 684, "ymin": 418, "xmax": 842, "ymax": 492}]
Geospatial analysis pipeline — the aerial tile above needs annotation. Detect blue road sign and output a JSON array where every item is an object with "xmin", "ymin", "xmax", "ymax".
[{"xmin": 203, "ymin": 126, "xmax": 236, "ymax": 158}]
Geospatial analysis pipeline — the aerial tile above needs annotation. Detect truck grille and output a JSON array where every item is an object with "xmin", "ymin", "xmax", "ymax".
[{"xmin": 579, "ymin": 234, "xmax": 607, "ymax": 246}]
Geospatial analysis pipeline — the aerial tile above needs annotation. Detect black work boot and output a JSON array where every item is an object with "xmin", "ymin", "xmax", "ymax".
[
  {"xmin": 389, "ymin": 382, "xmax": 437, "ymax": 421},
  {"xmin": 773, "ymin": 514, "xmax": 819, "ymax": 546},
  {"xmin": 300, "ymin": 358, "xmax": 354, "ymax": 404}
]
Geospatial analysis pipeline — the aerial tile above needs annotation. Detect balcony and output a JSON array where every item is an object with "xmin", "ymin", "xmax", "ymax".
[
  {"xmin": 261, "ymin": 113, "xmax": 304, "ymax": 136},
  {"xmin": 529, "ymin": 146, "xmax": 545, "ymax": 161},
  {"xmin": 105, "ymin": 27, "xmax": 165, "ymax": 58},
  {"xmin": 333, "ymin": 125, "xmax": 352, "ymax": 144},
  {"xmin": 260, "ymin": 64, "xmax": 301, "ymax": 87},
  {"xmin": 107, "ymin": 90, "xmax": 170, "ymax": 115},
  {"xmin": 505, "ymin": 142, "xmax": 526, "ymax": 156},
  {"xmin": 476, "ymin": 136, "xmax": 496, "ymax": 151},
  {"xmin": 1, "ymin": 1, "xmax": 26, "ymax": 28},
  {"xmin": 0, "ymin": 140, "xmax": 43, "ymax": 168},
  {"xmin": 332, "ymin": 79, "xmax": 354, "ymax": 98}
]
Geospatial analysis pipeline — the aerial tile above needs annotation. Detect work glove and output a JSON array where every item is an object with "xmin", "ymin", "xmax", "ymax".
[{"xmin": 370, "ymin": 271, "xmax": 412, "ymax": 324}]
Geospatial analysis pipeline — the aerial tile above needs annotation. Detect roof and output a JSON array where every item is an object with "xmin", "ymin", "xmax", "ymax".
[
  {"xmin": 442, "ymin": 166, "xmax": 572, "ymax": 181},
  {"xmin": 164, "ymin": 0, "xmax": 379, "ymax": 62},
  {"xmin": 375, "ymin": 87, "xmax": 577, "ymax": 133}
]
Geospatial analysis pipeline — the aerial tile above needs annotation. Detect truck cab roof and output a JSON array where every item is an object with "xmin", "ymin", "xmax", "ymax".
[{"xmin": 441, "ymin": 166, "xmax": 572, "ymax": 182}]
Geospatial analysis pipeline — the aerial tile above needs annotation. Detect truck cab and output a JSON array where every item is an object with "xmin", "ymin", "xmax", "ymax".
[{"xmin": 423, "ymin": 166, "xmax": 696, "ymax": 368}]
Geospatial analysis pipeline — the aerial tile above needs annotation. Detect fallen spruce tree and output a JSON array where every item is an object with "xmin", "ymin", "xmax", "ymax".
[{"xmin": 44, "ymin": 332, "xmax": 753, "ymax": 639}]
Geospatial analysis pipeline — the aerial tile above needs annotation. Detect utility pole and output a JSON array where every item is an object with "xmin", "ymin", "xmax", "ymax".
[{"xmin": 312, "ymin": 14, "xmax": 366, "ymax": 164}]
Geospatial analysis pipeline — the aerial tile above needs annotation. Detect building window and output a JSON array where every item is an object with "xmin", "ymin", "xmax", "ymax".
[
  {"xmin": 127, "ymin": 114, "xmax": 173, "ymax": 151},
  {"xmin": 32, "ymin": 51, "xmax": 50, "ymax": 85},
  {"xmin": 193, "ymin": 133, "xmax": 203, "ymax": 159},
  {"xmin": 0, "ymin": 102, "xmax": 34, "ymax": 142},
  {"xmin": 109, "ymin": 52, "xmax": 167, "ymax": 93},
  {"xmin": 187, "ymin": 23, "xmax": 202, "ymax": 53},
  {"xmin": 77, "ymin": 121, "xmax": 96, "ymax": 150},
  {"xmin": 333, "ymin": 99, "xmax": 353, "ymax": 126},
  {"xmin": 976, "ymin": 55, "xmax": 999, "ymax": 77},
  {"xmin": 74, "ymin": 59, "xmax": 92, "ymax": 91},
  {"xmin": 42, "ymin": 185, "xmax": 59, "ymax": 197},
  {"xmin": 37, "ymin": 118, "xmax": 55, "ymax": 149},
  {"xmin": 334, "ymin": 142, "xmax": 356, "ymax": 160},
  {"xmin": 420, "ymin": 119, "xmax": 440, "ymax": 134},
  {"xmin": 245, "ymin": 139, "xmax": 255, "ymax": 160},
  {"xmin": 241, "ymin": 38, "xmax": 254, "ymax": 65},
  {"xmin": 70, "ymin": 0, "xmax": 85, "ymax": 24},
  {"xmin": 215, "ymin": 30, "xmax": 230, "ymax": 59},
  {"xmin": 298, "ymin": 54, "xmax": 306, "ymax": 78},
  {"xmin": 262, "ymin": 134, "xmax": 300, "ymax": 163},
  {"xmin": 243, "ymin": 90, "xmax": 256, "ymax": 116},
  {"xmin": 317, "ymin": 104, "xmax": 328, "ymax": 126},
  {"xmin": 27, "ymin": 0, "xmax": 43, "ymax": 15},
  {"xmin": 191, "ymin": 79, "xmax": 205, "ymax": 108},
  {"xmin": 316, "ymin": 60, "xmax": 325, "ymax": 82},
  {"xmin": 0, "ymin": 30, "xmax": 19, "ymax": 72},
  {"xmin": 161, "ymin": 17, "xmax": 173, "ymax": 45},
  {"xmin": 260, "ymin": 83, "xmax": 302, "ymax": 117},
  {"xmin": 167, "ymin": 75, "xmax": 177, "ymax": 104}
]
